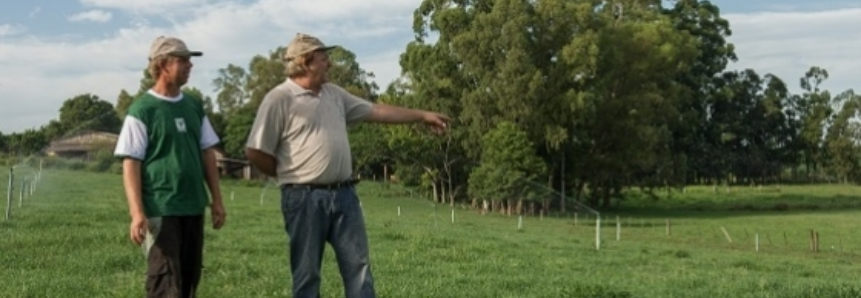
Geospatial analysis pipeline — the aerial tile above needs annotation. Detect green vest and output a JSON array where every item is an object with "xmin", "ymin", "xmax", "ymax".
[{"xmin": 127, "ymin": 92, "xmax": 208, "ymax": 217}]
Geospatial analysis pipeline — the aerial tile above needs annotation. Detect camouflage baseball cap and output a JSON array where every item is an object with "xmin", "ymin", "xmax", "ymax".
[
  {"xmin": 284, "ymin": 33, "xmax": 336, "ymax": 61},
  {"xmin": 148, "ymin": 36, "xmax": 203, "ymax": 60}
]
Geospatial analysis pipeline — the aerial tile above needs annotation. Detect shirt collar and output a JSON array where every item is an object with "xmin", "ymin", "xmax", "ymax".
[{"xmin": 285, "ymin": 78, "xmax": 317, "ymax": 96}]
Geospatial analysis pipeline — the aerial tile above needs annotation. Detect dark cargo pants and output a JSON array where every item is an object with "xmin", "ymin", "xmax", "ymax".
[{"xmin": 142, "ymin": 215, "xmax": 204, "ymax": 298}]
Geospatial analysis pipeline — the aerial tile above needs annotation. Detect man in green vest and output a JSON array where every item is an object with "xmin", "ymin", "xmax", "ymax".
[{"xmin": 114, "ymin": 36, "xmax": 227, "ymax": 298}]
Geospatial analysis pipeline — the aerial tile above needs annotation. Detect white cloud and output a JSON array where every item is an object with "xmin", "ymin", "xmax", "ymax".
[
  {"xmin": 80, "ymin": 0, "xmax": 210, "ymax": 14},
  {"xmin": 724, "ymin": 8, "xmax": 861, "ymax": 94},
  {"xmin": 29, "ymin": 7, "xmax": 41, "ymax": 18},
  {"xmin": 0, "ymin": 0, "xmax": 419, "ymax": 133},
  {"xmin": 68, "ymin": 10, "xmax": 113, "ymax": 23},
  {"xmin": 0, "ymin": 24, "xmax": 24, "ymax": 37}
]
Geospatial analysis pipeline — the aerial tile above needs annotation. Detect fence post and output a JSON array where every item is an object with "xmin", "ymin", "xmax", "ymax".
[
  {"xmin": 595, "ymin": 215, "xmax": 601, "ymax": 250},
  {"xmin": 6, "ymin": 167, "xmax": 13, "ymax": 220},
  {"xmin": 19, "ymin": 177, "xmax": 25, "ymax": 207},
  {"xmin": 19, "ymin": 178, "xmax": 27, "ymax": 208}
]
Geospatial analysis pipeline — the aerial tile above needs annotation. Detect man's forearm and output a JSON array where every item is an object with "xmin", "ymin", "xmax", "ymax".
[
  {"xmin": 122, "ymin": 159, "xmax": 145, "ymax": 218},
  {"xmin": 246, "ymin": 148, "xmax": 277, "ymax": 177},
  {"xmin": 202, "ymin": 148, "xmax": 223, "ymax": 203},
  {"xmin": 366, "ymin": 103, "xmax": 426, "ymax": 124}
]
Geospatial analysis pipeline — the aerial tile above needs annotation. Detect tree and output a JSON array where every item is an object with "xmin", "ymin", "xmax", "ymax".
[
  {"xmin": 824, "ymin": 90, "xmax": 861, "ymax": 183},
  {"xmin": 58, "ymin": 94, "xmax": 122, "ymax": 134},
  {"xmin": 557, "ymin": 0, "xmax": 699, "ymax": 207},
  {"xmin": 407, "ymin": 0, "xmax": 703, "ymax": 208},
  {"xmin": 328, "ymin": 47, "xmax": 379, "ymax": 100},
  {"xmin": 115, "ymin": 89, "xmax": 135, "ymax": 120},
  {"xmin": 795, "ymin": 66, "xmax": 833, "ymax": 180},
  {"xmin": 0, "ymin": 132, "xmax": 6, "ymax": 153},
  {"xmin": 662, "ymin": 0, "xmax": 738, "ymax": 185},
  {"xmin": 377, "ymin": 77, "xmax": 467, "ymax": 204},
  {"xmin": 135, "ymin": 69, "xmax": 155, "ymax": 98},
  {"xmin": 40, "ymin": 120, "xmax": 66, "ymax": 143},
  {"xmin": 5, "ymin": 129, "xmax": 47, "ymax": 156},
  {"xmin": 212, "ymin": 64, "xmax": 248, "ymax": 117},
  {"xmin": 758, "ymin": 74, "xmax": 796, "ymax": 182},
  {"xmin": 223, "ymin": 104, "xmax": 257, "ymax": 158},
  {"xmin": 468, "ymin": 121, "xmax": 545, "ymax": 216},
  {"xmin": 219, "ymin": 48, "xmax": 287, "ymax": 158},
  {"xmin": 348, "ymin": 123, "xmax": 390, "ymax": 179}
]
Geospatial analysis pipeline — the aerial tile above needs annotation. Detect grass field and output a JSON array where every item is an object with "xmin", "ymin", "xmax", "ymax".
[{"xmin": 3, "ymin": 169, "xmax": 861, "ymax": 297}]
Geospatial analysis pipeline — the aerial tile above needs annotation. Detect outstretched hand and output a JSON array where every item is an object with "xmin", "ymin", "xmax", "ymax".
[{"xmin": 422, "ymin": 111, "xmax": 451, "ymax": 135}]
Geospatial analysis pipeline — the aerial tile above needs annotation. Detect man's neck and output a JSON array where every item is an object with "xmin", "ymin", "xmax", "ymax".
[
  {"xmin": 290, "ymin": 77, "xmax": 322, "ymax": 95},
  {"xmin": 151, "ymin": 81, "xmax": 182, "ymax": 98}
]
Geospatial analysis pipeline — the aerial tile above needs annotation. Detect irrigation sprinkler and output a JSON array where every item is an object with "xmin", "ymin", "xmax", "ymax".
[
  {"xmin": 516, "ymin": 178, "xmax": 602, "ymax": 250},
  {"xmin": 258, "ymin": 178, "xmax": 277, "ymax": 205}
]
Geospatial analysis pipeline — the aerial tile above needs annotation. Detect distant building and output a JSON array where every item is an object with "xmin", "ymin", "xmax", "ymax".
[
  {"xmin": 213, "ymin": 148, "xmax": 264, "ymax": 180},
  {"xmin": 43, "ymin": 130, "xmax": 118, "ymax": 159},
  {"xmin": 43, "ymin": 130, "xmax": 264, "ymax": 180}
]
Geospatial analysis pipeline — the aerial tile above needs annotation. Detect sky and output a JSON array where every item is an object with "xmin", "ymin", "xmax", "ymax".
[{"xmin": 1, "ymin": 0, "xmax": 859, "ymax": 134}]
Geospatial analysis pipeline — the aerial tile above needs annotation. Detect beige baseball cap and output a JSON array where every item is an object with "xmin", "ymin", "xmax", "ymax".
[
  {"xmin": 148, "ymin": 36, "xmax": 203, "ymax": 60},
  {"xmin": 284, "ymin": 33, "xmax": 336, "ymax": 61}
]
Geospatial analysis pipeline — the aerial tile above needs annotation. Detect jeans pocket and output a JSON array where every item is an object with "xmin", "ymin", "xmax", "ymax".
[{"xmin": 281, "ymin": 188, "xmax": 308, "ymax": 213}]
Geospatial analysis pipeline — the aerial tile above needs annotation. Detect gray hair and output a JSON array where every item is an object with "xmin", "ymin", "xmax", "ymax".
[{"xmin": 285, "ymin": 52, "xmax": 316, "ymax": 78}]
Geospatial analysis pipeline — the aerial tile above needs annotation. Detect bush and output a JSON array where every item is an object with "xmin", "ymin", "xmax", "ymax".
[
  {"xmin": 109, "ymin": 162, "xmax": 123, "ymax": 175},
  {"xmin": 68, "ymin": 160, "xmax": 86, "ymax": 171},
  {"xmin": 91, "ymin": 150, "xmax": 116, "ymax": 173}
]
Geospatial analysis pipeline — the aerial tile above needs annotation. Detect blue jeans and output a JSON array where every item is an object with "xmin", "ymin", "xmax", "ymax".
[{"xmin": 280, "ymin": 185, "xmax": 376, "ymax": 298}]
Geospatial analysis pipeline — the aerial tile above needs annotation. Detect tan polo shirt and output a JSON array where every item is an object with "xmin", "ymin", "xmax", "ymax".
[{"xmin": 245, "ymin": 79, "xmax": 374, "ymax": 185}]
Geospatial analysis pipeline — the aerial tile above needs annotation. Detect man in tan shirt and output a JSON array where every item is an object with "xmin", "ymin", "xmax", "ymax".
[{"xmin": 245, "ymin": 33, "xmax": 449, "ymax": 298}]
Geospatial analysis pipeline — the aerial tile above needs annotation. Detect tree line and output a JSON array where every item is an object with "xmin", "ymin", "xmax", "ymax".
[{"xmin": 1, "ymin": 0, "xmax": 859, "ymax": 211}]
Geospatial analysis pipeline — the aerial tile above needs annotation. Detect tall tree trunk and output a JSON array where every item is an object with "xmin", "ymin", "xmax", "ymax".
[
  {"xmin": 383, "ymin": 164, "xmax": 389, "ymax": 188},
  {"xmin": 440, "ymin": 181, "xmax": 446, "ymax": 204},
  {"xmin": 560, "ymin": 150, "xmax": 566, "ymax": 213},
  {"xmin": 601, "ymin": 185, "xmax": 611, "ymax": 208}
]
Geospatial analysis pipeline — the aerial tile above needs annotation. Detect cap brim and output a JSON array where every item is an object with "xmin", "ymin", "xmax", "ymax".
[
  {"xmin": 285, "ymin": 46, "xmax": 338, "ymax": 61},
  {"xmin": 170, "ymin": 50, "xmax": 203, "ymax": 57}
]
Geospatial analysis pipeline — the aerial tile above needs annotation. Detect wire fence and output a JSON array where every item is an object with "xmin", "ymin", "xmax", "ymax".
[{"xmin": 4, "ymin": 159, "xmax": 860, "ymax": 257}]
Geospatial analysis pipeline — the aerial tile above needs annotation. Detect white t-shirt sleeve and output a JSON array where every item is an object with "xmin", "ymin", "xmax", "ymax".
[
  {"xmin": 114, "ymin": 115, "xmax": 148, "ymax": 160},
  {"xmin": 200, "ymin": 116, "xmax": 220, "ymax": 150}
]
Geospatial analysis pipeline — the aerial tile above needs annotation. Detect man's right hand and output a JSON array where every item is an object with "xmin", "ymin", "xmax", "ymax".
[{"xmin": 130, "ymin": 214, "xmax": 147, "ymax": 245}]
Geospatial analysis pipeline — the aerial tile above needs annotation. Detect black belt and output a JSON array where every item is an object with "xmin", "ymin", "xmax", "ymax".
[{"xmin": 280, "ymin": 179, "xmax": 359, "ymax": 190}]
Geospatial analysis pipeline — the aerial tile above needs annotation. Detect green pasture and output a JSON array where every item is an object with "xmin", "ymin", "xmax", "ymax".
[{"xmin": 2, "ymin": 169, "xmax": 861, "ymax": 297}]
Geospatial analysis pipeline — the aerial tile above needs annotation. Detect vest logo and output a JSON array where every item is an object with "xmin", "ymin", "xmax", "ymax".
[{"xmin": 175, "ymin": 118, "xmax": 187, "ymax": 133}]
